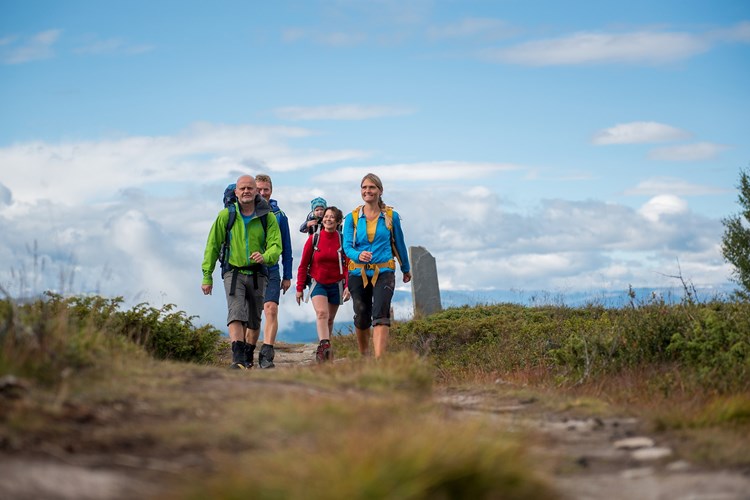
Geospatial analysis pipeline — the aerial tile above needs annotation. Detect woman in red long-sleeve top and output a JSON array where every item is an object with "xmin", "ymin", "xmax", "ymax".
[{"xmin": 296, "ymin": 206, "xmax": 350, "ymax": 362}]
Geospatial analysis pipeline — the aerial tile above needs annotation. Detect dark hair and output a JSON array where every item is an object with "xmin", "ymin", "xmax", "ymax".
[{"xmin": 325, "ymin": 206, "xmax": 343, "ymax": 224}]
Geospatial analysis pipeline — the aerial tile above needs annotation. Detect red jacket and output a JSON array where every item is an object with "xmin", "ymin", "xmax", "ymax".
[{"xmin": 296, "ymin": 230, "xmax": 349, "ymax": 292}]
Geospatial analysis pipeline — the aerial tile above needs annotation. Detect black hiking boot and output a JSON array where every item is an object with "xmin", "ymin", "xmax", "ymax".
[
  {"xmin": 258, "ymin": 344, "xmax": 275, "ymax": 369},
  {"xmin": 244, "ymin": 343, "xmax": 256, "ymax": 369},
  {"xmin": 229, "ymin": 340, "xmax": 248, "ymax": 370},
  {"xmin": 315, "ymin": 339, "xmax": 331, "ymax": 363}
]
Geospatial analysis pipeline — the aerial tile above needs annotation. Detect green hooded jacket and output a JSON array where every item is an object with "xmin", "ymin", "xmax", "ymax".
[{"xmin": 202, "ymin": 195, "xmax": 282, "ymax": 286}]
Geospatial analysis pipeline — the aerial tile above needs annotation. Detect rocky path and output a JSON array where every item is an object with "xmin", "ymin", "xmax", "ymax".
[{"xmin": 438, "ymin": 389, "xmax": 750, "ymax": 500}]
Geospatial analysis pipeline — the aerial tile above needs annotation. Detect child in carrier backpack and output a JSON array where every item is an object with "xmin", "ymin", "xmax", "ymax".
[{"xmin": 299, "ymin": 197, "xmax": 327, "ymax": 234}]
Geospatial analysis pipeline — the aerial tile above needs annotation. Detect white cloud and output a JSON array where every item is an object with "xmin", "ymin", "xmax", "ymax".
[
  {"xmin": 648, "ymin": 142, "xmax": 729, "ymax": 161},
  {"xmin": 1, "ymin": 29, "xmax": 62, "ymax": 64},
  {"xmin": 274, "ymin": 104, "xmax": 415, "ymax": 121},
  {"xmin": 314, "ymin": 161, "xmax": 521, "ymax": 185},
  {"xmin": 592, "ymin": 121, "xmax": 691, "ymax": 145},
  {"xmin": 0, "ymin": 123, "xmax": 368, "ymax": 204},
  {"xmin": 709, "ymin": 21, "xmax": 750, "ymax": 43},
  {"xmin": 0, "ymin": 183, "xmax": 11, "ymax": 205},
  {"xmin": 482, "ymin": 30, "xmax": 710, "ymax": 66},
  {"xmin": 624, "ymin": 177, "xmax": 728, "ymax": 196},
  {"xmin": 638, "ymin": 194, "xmax": 688, "ymax": 222}
]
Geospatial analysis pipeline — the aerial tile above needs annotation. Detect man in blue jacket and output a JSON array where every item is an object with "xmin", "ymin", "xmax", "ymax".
[{"xmin": 252, "ymin": 174, "xmax": 293, "ymax": 368}]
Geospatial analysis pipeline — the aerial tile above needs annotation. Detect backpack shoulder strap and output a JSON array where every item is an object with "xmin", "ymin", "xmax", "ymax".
[
  {"xmin": 226, "ymin": 204, "xmax": 237, "ymax": 233},
  {"xmin": 384, "ymin": 206, "xmax": 394, "ymax": 231},
  {"xmin": 337, "ymin": 229, "xmax": 344, "ymax": 274},
  {"xmin": 220, "ymin": 204, "xmax": 237, "ymax": 273}
]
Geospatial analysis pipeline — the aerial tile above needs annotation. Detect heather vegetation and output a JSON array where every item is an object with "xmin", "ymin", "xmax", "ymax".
[
  {"xmin": 0, "ymin": 292, "xmax": 221, "ymax": 385},
  {"xmin": 391, "ymin": 295, "xmax": 750, "ymax": 394}
]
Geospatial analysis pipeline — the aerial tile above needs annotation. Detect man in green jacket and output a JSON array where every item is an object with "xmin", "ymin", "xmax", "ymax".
[{"xmin": 202, "ymin": 175, "xmax": 282, "ymax": 369}]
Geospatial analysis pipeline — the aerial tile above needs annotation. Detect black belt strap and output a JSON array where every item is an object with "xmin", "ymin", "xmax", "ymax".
[{"xmin": 228, "ymin": 265, "xmax": 265, "ymax": 296}]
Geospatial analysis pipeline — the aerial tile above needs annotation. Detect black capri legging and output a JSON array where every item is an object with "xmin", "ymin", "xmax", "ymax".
[{"xmin": 349, "ymin": 271, "xmax": 396, "ymax": 329}]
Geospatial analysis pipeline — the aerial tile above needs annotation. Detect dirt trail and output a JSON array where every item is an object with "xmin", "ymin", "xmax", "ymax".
[
  {"xmin": 438, "ymin": 388, "xmax": 750, "ymax": 499},
  {"xmin": 2, "ymin": 343, "xmax": 749, "ymax": 500}
]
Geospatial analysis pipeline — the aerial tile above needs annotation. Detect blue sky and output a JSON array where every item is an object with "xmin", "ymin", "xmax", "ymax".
[{"xmin": 1, "ymin": 1, "xmax": 748, "ymax": 338}]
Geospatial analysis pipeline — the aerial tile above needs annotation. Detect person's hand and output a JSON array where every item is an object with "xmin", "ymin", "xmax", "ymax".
[
  {"xmin": 250, "ymin": 251, "xmax": 265, "ymax": 264},
  {"xmin": 307, "ymin": 220, "xmax": 317, "ymax": 228},
  {"xmin": 403, "ymin": 272, "xmax": 412, "ymax": 284},
  {"xmin": 201, "ymin": 284, "xmax": 213, "ymax": 295},
  {"xmin": 343, "ymin": 287, "xmax": 351, "ymax": 302},
  {"xmin": 295, "ymin": 291, "xmax": 303, "ymax": 305},
  {"xmin": 359, "ymin": 251, "xmax": 372, "ymax": 263},
  {"xmin": 281, "ymin": 279, "xmax": 291, "ymax": 294}
]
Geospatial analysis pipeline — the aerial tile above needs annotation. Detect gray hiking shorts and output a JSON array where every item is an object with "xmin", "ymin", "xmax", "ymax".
[{"xmin": 223, "ymin": 271, "xmax": 267, "ymax": 330}]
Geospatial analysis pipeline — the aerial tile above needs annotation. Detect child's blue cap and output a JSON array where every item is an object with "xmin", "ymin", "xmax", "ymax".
[{"xmin": 311, "ymin": 197, "xmax": 327, "ymax": 210}]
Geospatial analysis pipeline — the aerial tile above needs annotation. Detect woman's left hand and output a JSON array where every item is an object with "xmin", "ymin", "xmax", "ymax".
[
  {"xmin": 343, "ymin": 287, "xmax": 351, "ymax": 302},
  {"xmin": 403, "ymin": 272, "xmax": 412, "ymax": 283}
]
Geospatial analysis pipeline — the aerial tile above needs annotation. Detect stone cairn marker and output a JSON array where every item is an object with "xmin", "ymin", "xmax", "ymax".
[{"xmin": 409, "ymin": 246, "xmax": 442, "ymax": 317}]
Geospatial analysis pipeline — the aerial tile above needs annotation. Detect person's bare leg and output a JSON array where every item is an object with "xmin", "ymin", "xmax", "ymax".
[
  {"xmin": 263, "ymin": 301, "xmax": 279, "ymax": 344},
  {"xmin": 228, "ymin": 321, "xmax": 244, "ymax": 341},
  {"xmin": 327, "ymin": 304, "xmax": 339, "ymax": 338},
  {"xmin": 373, "ymin": 325, "xmax": 389, "ymax": 358},
  {"xmin": 355, "ymin": 327, "xmax": 371, "ymax": 356},
  {"xmin": 311, "ymin": 296, "xmax": 330, "ymax": 341}
]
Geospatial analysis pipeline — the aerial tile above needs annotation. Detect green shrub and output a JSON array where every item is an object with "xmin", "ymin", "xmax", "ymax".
[
  {"xmin": 0, "ymin": 293, "xmax": 221, "ymax": 384},
  {"xmin": 0, "ymin": 293, "xmax": 132, "ymax": 384},
  {"xmin": 667, "ymin": 303, "xmax": 750, "ymax": 391},
  {"xmin": 391, "ymin": 299, "xmax": 750, "ymax": 392},
  {"xmin": 117, "ymin": 302, "xmax": 221, "ymax": 363}
]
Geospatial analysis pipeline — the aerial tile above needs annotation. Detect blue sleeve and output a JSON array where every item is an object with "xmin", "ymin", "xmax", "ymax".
[
  {"xmin": 391, "ymin": 210, "xmax": 410, "ymax": 273},
  {"xmin": 278, "ymin": 212, "xmax": 294, "ymax": 280}
]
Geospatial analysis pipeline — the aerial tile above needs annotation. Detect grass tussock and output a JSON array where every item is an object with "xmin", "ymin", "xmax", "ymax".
[{"xmin": 171, "ymin": 416, "xmax": 555, "ymax": 500}]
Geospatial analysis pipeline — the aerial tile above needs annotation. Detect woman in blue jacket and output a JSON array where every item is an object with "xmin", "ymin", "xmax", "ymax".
[{"xmin": 343, "ymin": 173, "xmax": 411, "ymax": 358}]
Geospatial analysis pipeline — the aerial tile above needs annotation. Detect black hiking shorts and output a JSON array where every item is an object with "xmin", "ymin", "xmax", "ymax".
[{"xmin": 349, "ymin": 271, "xmax": 395, "ymax": 329}]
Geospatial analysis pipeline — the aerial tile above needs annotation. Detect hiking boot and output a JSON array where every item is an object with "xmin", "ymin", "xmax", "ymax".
[
  {"xmin": 230, "ymin": 340, "xmax": 248, "ymax": 370},
  {"xmin": 244, "ymin": 343, "xmax": 256, "ymax": 369},
  {"xmin": 258, "ymin": 344, "xmax": 275, "ymax": 369},
  {"xmin": 315, "ymin": 339, "xmax": 331, "ymax": 363}
]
